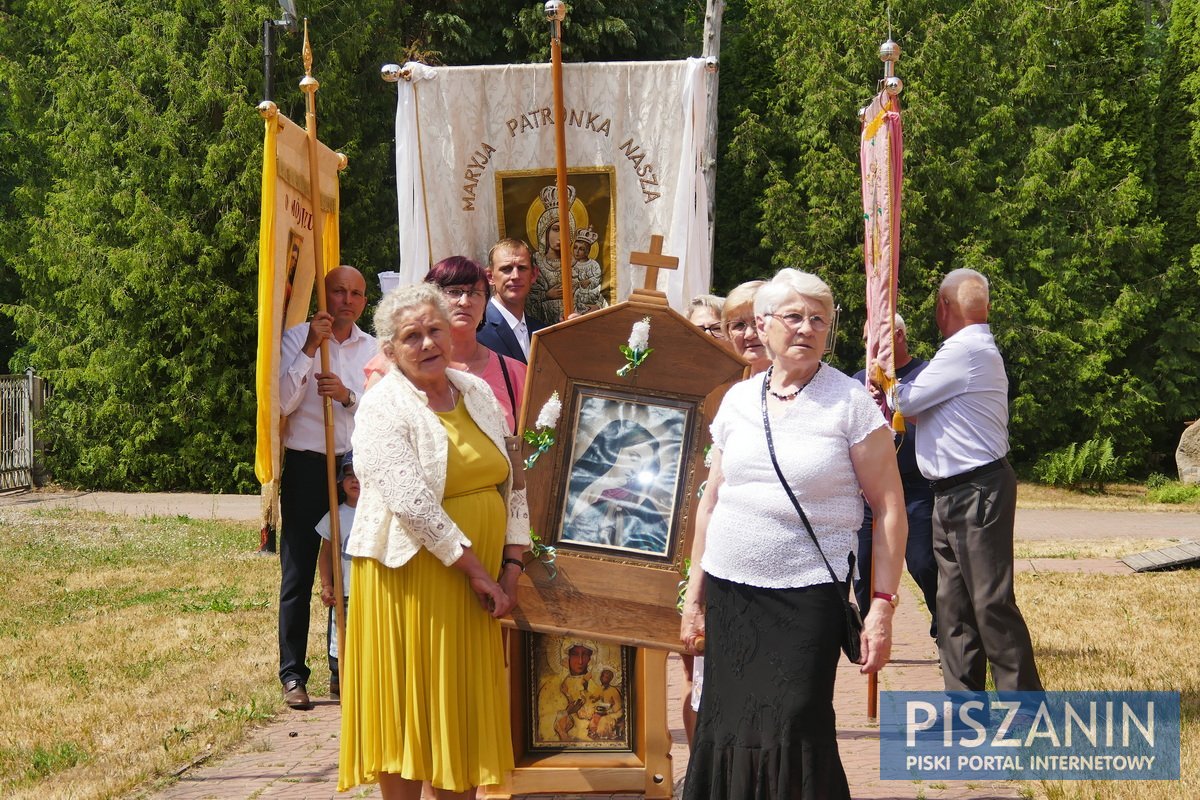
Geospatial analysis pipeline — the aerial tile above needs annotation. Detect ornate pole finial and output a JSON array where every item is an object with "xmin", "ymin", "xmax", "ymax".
[
  {"xmin": 300, "ymin": 19, "xmax": 318, "ymax": 95},
  {"xmin": 302, "ymin": 18, "xmax": 313, "ymax": 80},
  {"xmin": 879, "ymin": 39, "xmax": 903, "ymax": 97},
  {"xmin": 879, "ymin": 39, "xmax": 901, "ymax": 74},
  {"xmin": 545, "ymin": 0, "xmax": 567, "ymax": 25}
]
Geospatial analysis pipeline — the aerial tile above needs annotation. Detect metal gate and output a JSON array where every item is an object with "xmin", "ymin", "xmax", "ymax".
[{"xmin": 0, "ymin": 371, "xmax": 40, "ymax": 491}]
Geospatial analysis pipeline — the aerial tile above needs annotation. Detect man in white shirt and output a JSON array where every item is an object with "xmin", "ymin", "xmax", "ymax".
[
  {"xmin": 891, "ymin": 269, "xmax": 1042, "ymax": 692},
  {"xmin": 277, "ymin": 265, "xmax": 376, "ymax": 709},
  {"xmin": 476, "ymin": 238, "xmax": 547, "ymax": 364}
]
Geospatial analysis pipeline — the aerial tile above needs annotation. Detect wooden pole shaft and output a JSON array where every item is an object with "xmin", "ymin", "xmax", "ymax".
[
  {"xmin": 300, "ymin": 24, "xmax": 346, "ymax": 662},
  {"xmin": 867, "ymin": 518, "xmax": 878, "ymax": 720},
  {"xmin": 701, "ymin": 0, "xmax": 725, "ymax": 264},
  {"xmin": 550, "ymin": 19, "xmax": 573, "ymax": 317}
]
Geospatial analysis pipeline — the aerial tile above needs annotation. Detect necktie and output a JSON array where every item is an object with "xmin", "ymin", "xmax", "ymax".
[{"xmin": 516, "ymin": 320, "xmax": 530, "ymax": 358}]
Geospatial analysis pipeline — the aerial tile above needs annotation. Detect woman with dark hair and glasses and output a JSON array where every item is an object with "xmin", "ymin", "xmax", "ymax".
[{"xmin": 365, "ymin": 256, "xmax": 527, "ymax": 433}]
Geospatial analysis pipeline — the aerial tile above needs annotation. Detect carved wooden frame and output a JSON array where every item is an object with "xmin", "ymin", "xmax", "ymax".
[{"xmin": 505, "ymin": 296, "xmax": 748, "ymax": 652}]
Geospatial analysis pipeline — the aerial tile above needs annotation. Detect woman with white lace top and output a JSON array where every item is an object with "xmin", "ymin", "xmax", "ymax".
[
  {"xmin": 679, "ymin": 268, "xmax": 908, "ymax": 800},
  {"xmin": 338, "ymin": 282, "xmax": 531, "ymax": 800}
]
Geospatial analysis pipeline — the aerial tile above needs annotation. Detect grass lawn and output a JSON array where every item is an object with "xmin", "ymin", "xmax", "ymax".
[
  {"xmin": 0, "ymin": 506, "xmax": 321, "ymax": 799},
  {"xmin": 1020, "ymin": 568, "xmax": 1199, "ymax": 799},
  {"xmin": 0, "ymin": 490, "xmax": 1195, "ymax": 798},
  {"xmin": 1016, "ymin": 481, "xmax": 1200, "ymax": 512}
]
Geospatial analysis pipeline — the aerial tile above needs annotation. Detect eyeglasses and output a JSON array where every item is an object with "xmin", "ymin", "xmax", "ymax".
[
  {"xmin": 763, "ymin": 312, "xmax": 831, "ymax": 332},
  {"xmin": 442, "ymin": 287, "xmax": 486, "ymax": 301},
  {"xmin": 699, "ymin": 323, "xmax": 726, "ymax": 340},
  {"xmin": 726, "ymin": 318, "xmax": 757, "ymax": 337}
]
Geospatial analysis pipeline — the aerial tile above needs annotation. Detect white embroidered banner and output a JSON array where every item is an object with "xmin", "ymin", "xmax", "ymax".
[{"xmin": 393, "ymin": 59, "xmax": 710, "ymax": 317}]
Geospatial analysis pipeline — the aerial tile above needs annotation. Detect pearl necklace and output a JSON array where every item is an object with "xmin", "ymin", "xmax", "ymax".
[{"xmin": 766, "ymin": 364, "xmax": 820, "ymax": 402}]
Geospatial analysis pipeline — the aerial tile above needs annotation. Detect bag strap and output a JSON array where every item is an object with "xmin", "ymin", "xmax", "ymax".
[
  {"xmin": 759, "ymin": 367, "xmax": 853, "ymax": 586},
  {"xmin": 497, "ymin": 353, "xmax": 517, "ymax": 435}
]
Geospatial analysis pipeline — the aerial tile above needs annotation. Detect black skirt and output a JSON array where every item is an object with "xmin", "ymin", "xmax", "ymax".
[{"xmin": 683, "ymin": 575, "xmax": 850, "ymax": 800}]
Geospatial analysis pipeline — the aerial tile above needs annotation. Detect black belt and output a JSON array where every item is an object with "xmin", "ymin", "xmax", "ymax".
[
  {"xmin": 285, "ymin": 448, "xmax": 346, "ymax": 463},
  {"xmin": 930, "ymin": 457, "xmax": 1008, "ymax": 493}
]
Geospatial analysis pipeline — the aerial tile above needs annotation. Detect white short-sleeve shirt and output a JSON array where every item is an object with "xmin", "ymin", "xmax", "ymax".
[{"xmin": 702, "ymin": 366, "xmax": 886, "ymax": 589}]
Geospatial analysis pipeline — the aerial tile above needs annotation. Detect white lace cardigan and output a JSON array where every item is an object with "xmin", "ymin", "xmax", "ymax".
[{"xmin": 347, "ymin": 367, "xmax": 531, "ymax": 568}]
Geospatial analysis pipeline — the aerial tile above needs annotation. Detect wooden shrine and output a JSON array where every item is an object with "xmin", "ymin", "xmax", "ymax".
[{"xmin": 485, "ymin": 243, "xmax": 748, "ymax": 798}]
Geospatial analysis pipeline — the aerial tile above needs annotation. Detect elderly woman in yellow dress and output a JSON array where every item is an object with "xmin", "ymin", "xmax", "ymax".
[
  {"xmin": 338, "ymin": 283, "xmax": 530, "ymax": 800},
  {"xmin": 680, "ymin": 268, "xmax": 907, "ymax": 800}
]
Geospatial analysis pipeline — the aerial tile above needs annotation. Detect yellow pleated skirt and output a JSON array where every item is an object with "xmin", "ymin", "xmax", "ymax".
[{"xmin": 338, "ymin": 401, "xmax": 514, "ymax": 792}]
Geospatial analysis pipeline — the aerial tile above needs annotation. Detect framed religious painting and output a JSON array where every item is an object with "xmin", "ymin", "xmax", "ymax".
[
  {"xmin": 526, "ymin": 633, "xmax": 635, "ymax": 753},
  {"xmin": 503, "ymin": 294, "xmax": 749, "ymax": 652},
  {"xmin": 495, "ymin": 166, "xmax": 617, "ymax": 322},
  {"xmin": 557, "ymin": 387, "xmax": 692, "ymax": 561}
]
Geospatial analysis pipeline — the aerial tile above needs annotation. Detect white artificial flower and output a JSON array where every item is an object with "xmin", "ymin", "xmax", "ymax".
[
  {"xmin": 535, "ymin": 391, "xmax": 562, "ymax": 430},
  {"xmin": 703, "ymin": 447, "xmax": 713, "ymax": 468},
  {"xmin": 628, "ymin": 316, "xmax": 651, "ymax": 352}
]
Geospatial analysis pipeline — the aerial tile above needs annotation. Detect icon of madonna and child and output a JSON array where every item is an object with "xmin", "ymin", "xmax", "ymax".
[
  {"xmin": 527, "ymin": 184, "xmax": 610, "ymax": 323},
  {"xmin": 559, "ymin": 394, "xmax": 688, "ymax": 558},
  {"xmin": 532, "ymin": 635, "xmax": 630, "ymax": 749}
]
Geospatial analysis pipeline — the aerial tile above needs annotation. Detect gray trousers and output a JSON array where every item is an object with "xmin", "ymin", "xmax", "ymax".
[{"xmin": 933, "ymin": 462, "xmax": 1042, "ymax": 691}]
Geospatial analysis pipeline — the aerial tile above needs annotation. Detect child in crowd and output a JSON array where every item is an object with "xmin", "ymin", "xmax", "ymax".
[{"xmin": 316, "ymin": 452, "xmax": 357, "ymax": 699}]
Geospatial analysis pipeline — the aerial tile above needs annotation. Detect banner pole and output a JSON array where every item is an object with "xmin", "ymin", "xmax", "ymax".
[
  {"xmin": 862, "ymin": 36, "xmax": 904, "ymax": 722},
  {"xmin": 701, "ymin": 0, "xmax": 726, "ymax": 267},
  {"xmin": 547, "ymin": 1, "xmax": 573, "ymax": 317},
  {"xmin": 299, "ymin": 19, "xmax": 347, "ymax": 659}
]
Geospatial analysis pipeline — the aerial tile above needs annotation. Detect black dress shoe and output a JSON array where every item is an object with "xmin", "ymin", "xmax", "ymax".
[{"xmin": 283, "ymin": 679, "xmax": 312, "ymax": 709}]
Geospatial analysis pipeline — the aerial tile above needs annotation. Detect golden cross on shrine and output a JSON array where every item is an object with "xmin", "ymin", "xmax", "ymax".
[{"xmin": 629, "ymin": 235, "xmax": 680, "ymax": 302}]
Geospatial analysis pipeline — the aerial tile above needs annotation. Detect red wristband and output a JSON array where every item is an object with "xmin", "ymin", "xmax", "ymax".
[{"xmin": 873, "ymin": 591, "xmax": 900, "ymax": 608}]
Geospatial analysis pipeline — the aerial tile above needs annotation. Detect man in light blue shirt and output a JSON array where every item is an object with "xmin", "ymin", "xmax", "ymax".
[{"xmin": 891, "ymin": 269, "xmax": 1042, "ymax": 692}]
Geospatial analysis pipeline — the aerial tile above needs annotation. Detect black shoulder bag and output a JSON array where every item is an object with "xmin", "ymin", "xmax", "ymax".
[{"xmin": 760, "ymin": 370, "xmax": 865, "ymax": 664}]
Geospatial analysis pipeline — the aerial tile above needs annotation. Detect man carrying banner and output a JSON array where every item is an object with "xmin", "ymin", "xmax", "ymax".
[
  {"xmin": 855, "ymin": 314, "xmax": 938, "ymax": 640},
  {"xmin": 278, "ymin": 265, "xmax": 375, "ymax": 709},
  {"xmin": 885, "ymin": 269, "xmax": 1042, "ymax": 692},
  {"xmin": 478, "ymin": 238, "xmax": 547, "ymax": 364}
]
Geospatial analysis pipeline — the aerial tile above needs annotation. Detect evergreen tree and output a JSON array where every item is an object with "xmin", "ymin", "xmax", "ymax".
[
  {"xmin": 1147, "ymin": 0, "xmax": 1200, "ymax": 471},
  {"xmin": 8, "ymin": 0, "xmax": 1190, "ymax": 487},
  {"xmin": 9, "ymin": 0, "xmax": 269, "ymax": 490},
  {"xmin": 4, "ymin": 0, "xmax": 695, "ymax": 491},
  {"xmin": 0, "ymin": 1, "xmax": 57, "ymax": 372},
  {"xmin": 714, "ymin": 0, "xmax": 1175, "ymax": 472}
]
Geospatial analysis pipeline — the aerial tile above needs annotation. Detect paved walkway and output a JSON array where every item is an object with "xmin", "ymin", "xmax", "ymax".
[
  {"xmin": 145, "ymin": 585, "xmax": 1025, "ymax": 800},
  {"xmin": 13, "ymin": 490, "xmax": 1196, "ymax": 544},
  {"xmin": 8, "ymin": 489, "xmax": 1192, "ymax": 799}
]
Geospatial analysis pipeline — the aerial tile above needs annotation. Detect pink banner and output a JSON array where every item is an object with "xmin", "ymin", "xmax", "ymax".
[{"xmin": 860, "ymin": 92, "xmax": 903, "ymax": 388}]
